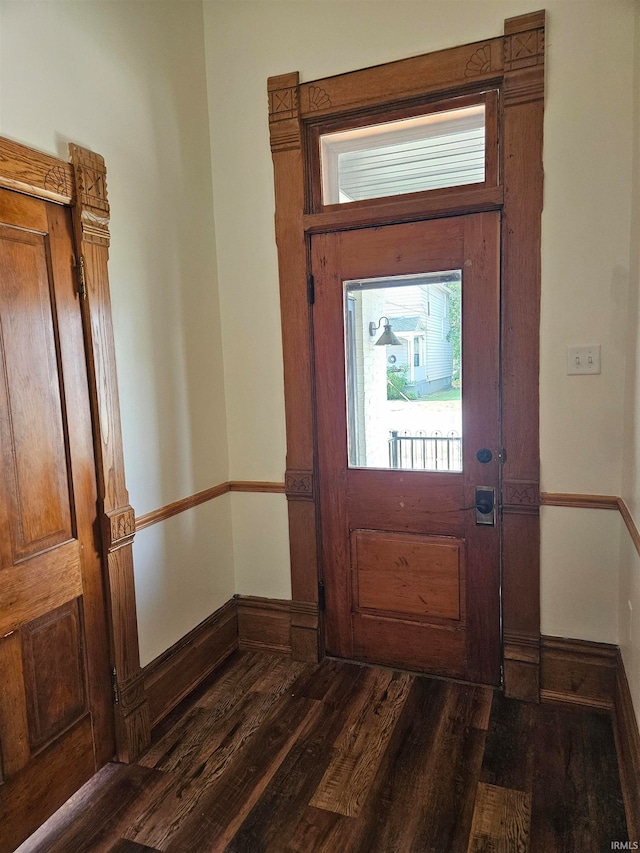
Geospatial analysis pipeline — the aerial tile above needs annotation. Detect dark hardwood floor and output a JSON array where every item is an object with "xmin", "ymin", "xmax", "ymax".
[{"xmin": 18, "ymin": 651, "xmax": 628, "ymax": 853}]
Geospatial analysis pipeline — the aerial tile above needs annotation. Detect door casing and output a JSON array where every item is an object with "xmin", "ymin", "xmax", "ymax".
[
  {"xmin": 0, "ymin": 138, "xmax": 152, "ymax": 763},
  {"xmin": 268, "ymin": 10, "xmax": 545, "ymax": 700}
]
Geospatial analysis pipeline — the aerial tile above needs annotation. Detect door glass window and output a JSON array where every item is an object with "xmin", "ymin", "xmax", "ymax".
[
  {"xmin": 344, "ymin": 271, "xmax": 462, "ymax": 471},
  {"xmin": 321, "ymin": 104, "xmax": 485, "ymax": 205}
]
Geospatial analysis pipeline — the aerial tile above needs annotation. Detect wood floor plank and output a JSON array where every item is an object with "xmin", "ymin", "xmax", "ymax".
[
  {"xmin": 125, "ymin": 687, "xmax": 308, "ymax": 847},
  {"xmin": 342, "ymin": 679, "xmax": 488, "ymax": 853},
  {"xmin": 140, "ymin": 654, "xmax": 307, "ymax": 773},
  {"xmin": 225, "ymin": 699, "xmax": 348, "ymax": 852},
  {"xmin": 467, "ymin": 782, "xmax": 531, "ymax": 853},
  {"xmin": 16, "ymin": 763, "xmax": 171, "ymax": 853},
  {"xmin": 480, "ymin": 691, "xmax": 538, "ymax": 792},
  {"xmin": 192, "ymin": 649, "xmax": 281, "ymax": 711},
  {"xmin": 108, "ymin": 841, "xmax": 163, "ymax": 853},
  {"xmin": 529, "ymin": 705, "xmax": 627, "ymax": 853},
  {"xmin": 309, "ymin": 670, "xmax": 412, "ymax": 817},
  {"xmin": 160, "ymin": 695, "xmax": 322, "ymax": 852},
  {"xmin": 249, "ymin": 655, "xmax": 310, "ymax": 695}
]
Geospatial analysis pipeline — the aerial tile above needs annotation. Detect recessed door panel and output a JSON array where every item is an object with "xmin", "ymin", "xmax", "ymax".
[
  {"xmin": 0, "ymin": 227, "xmax": 73, "ymax": 562},
  {"xmin": 352, "ymin": 529, "xmax": 463, "ymax": 621}
]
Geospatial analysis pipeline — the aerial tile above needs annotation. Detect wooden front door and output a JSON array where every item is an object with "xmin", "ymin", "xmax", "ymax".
[
  {"xmin": 313, "ymin": 212, "xmax": 501, "ymax": 685},
  {"xmin": 0, "ymin": 189, "xmax": 114, "ymax": 852}
]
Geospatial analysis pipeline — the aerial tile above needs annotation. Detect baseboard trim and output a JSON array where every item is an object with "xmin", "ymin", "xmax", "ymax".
[
  {"xmin": 540, "ymin": 635, "xmax": 617, "ymax": 711},
  {"xmin": 236, "ymin": 595, "xmax": 292, "ymax": 655},
  {"xmin": 142, "ymin": 599, "xmax": 238, "ymax": 727},
  {"xmin": 614, "ymin": 649, "xmax": 640, "ymax": 840}
]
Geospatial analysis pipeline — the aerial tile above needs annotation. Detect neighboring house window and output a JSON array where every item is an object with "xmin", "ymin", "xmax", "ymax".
[{"xmin": 414, "ymin": 351, "xmax": 420, "ymax": 367}]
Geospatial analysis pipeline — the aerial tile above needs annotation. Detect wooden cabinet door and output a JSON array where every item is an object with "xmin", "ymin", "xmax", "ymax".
[
  {"xmin": 313, "ymin": 213, "xmax": 501, "ymax": 685},
  {"xmin": 0, "ymin": 190, "xmax": 114, "ymax": 852}
]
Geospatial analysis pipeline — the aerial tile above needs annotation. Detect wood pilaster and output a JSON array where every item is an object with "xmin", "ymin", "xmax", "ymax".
[
  {"xmin": 501, "ymin": 11, "xmax": 545, "ymax": 700},
  {"xmin": 269, "ymin": 74, "xmax": 320, "ymax": 662},
  {"xmin": 69, "ymin": 145, "xmax": 151, "ymax": 759}
]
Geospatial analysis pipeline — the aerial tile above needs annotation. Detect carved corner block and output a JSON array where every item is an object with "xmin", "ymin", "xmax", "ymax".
[
  {"xmin": 268, "ymin": 72, "xmax": 302, "ymax": 153},
  {"xmin": 285, "ymin": 469, "xmax": 315, "ymax": 501},
  {"xmin": 104, "ymin": 506, "xmax": 136, "ymax": 551},
  {"xmin": 504, "ymin": 29, "xmax": 544, "ymax": 72},
  {"xmin": 69, "ymin": 144, "xmax": 110, "ymax": 245},
  {"xmin": 503, "ymin": 20, "xmax": 545, "ymax": 107}
]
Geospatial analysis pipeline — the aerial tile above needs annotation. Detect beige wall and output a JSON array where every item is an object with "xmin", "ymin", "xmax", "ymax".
[
  {"xmin": 619, "ymin": 0, "xmax": 640, "ymax": 729},
  {"xmin": 204, "ymin": 0, "xmax": 636, "ymax": 643},
  {"xmin": 0, "ymin": 0, "xmax": 235, "ymax": 665}
]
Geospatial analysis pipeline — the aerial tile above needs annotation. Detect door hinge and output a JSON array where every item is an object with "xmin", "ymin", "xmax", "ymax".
[
  {"xmin": 76, "ymin": 255, "xmax": 87, "ymax": 300},
  {"xmin": 111, "ymin": 667, "xmax": 119, "ymax": 704},
  {"xmin": 318, "ymin": 579, "xmax": 326, "ymax": 612},
  {"xmin": 307, "ymin": 274, "xmax": 315, "ymax": 305}
]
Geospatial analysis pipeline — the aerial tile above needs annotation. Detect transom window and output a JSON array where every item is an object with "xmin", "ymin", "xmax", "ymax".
[{"xmin": 320, "ymin": 101, "xmax": 489, "ymax": 206}]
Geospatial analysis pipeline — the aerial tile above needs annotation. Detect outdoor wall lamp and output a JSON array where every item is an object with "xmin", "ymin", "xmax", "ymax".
[{"xmin": 369, "ymin": 316, "xmax": 402, "ymax": 346}]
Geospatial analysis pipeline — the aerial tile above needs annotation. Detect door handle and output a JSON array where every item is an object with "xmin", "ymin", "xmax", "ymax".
[{"xmin": 475, "ymin": 486, "xmax": 496, "ymax": 526}]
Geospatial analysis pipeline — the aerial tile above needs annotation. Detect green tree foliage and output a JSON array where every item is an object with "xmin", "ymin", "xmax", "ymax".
[
  {"xmin": 387, "ymin": 366, "xmax": 417, "ymax": 400},
  {"xmin": 445, "ymin": 282, "xmax": 461, "ymax": 385}
]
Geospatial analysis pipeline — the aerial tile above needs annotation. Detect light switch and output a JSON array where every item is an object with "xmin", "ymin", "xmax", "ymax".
[{"xmin": 567, "ymin": 345, "xmax": 601, "ymax": 375}]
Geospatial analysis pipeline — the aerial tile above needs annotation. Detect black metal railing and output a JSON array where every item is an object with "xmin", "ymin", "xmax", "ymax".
[{"xmin": 388, "ymin": 430, "xmax": 462, "ymax": 471}]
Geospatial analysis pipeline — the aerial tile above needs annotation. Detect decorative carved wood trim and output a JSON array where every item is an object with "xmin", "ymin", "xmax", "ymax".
[
  {"xmin": 105, "ymin": 506, "xmax": 136, "ymax": 550},
  {"xmin": 285, "ymin": 469, "xmax": 315, "ymax": 501},
  {"xmin": 268, "ymin": 72, "xmax": 302, "ymax": 153},
  {"xmin": 499, "ymin": 11, "xmax": 545, "ymax": 700},
  {"xmin": 297, "ymin": 36, "xmax": 504, "ymax": 120},
  {"xmin": 69, "ymin": 144, "xmax": 150, "ymax": 761},
  {"xmin": 268, "ymin": 69, "xmax": 321, "ymax": 653},
  {"xmin": 269, "ymin": 10, "xmax": 546, "ymax": 686},
  {"xmin": 503, "ymin": 479, "xmax": 541, "ymax": 515},
  {"xmin": 0, "ymin": 138, "xmax": 74, "ymax": 205}
]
